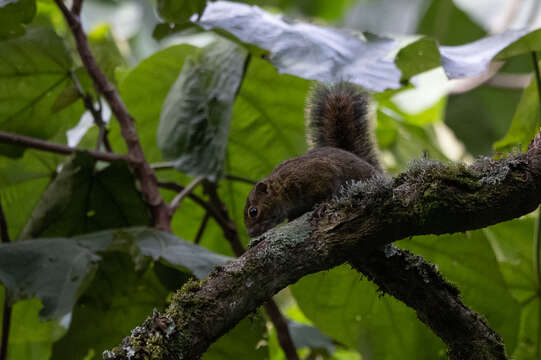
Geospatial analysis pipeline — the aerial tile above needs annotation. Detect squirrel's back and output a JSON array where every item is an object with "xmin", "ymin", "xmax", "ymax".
[{"xmin": 305, "ymin": 82, "xmax": 381, "ymax": 172}]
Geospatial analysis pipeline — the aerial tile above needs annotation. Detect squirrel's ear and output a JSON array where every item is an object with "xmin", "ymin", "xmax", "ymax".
[{"xmin": 255, "ymin": 181, "xmax": 268, "ymax": 194}]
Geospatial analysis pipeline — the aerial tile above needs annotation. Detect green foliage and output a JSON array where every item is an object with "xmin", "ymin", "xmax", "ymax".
[
  {"xmin": 156, "ymin": 0, "xmax": 207, "ymax": 24},
  {"xmin": 0, "ymin": 0, "xmax": 36, "ymax": 39},
  {"xmin": 158, "ymin": 40, "xmax": 248, "ymax": 180},
  {"xmin": 0, "ymin": 27, "xmax": 84, "ymax": 157},
  {"xmin": 494, "ymin": 77, "xmax": 541, "ymax": 152},
  {"xmin": 19, "ymin": 153, "xmax": 150, "ymax": 239},
  {"xmin": 3, "ymin": 1, "xmax": 541, "ymax": 360}
]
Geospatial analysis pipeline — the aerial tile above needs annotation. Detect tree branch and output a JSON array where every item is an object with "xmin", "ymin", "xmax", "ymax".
[
  {"xmin": 348, "ymin": 246, "xmax": 506, "ymax": 360},
  {"xmin": 0, "ymin": 130, "xmax": 127, "ymax": 162},
  {"xmin": 105, "ymin": 141, "xmax": 541, "ymax": 359},
  {"xmin": 54, "ymin": 0, "xmax": 171, "ymax": 231}
]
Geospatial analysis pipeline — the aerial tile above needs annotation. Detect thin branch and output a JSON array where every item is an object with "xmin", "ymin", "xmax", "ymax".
[
  {"xmin": 71, "ymin": 0, "xmax": 83, "ymax": 16},
  {"xmin": 55, "ymin": 0, "xmax": 170, "ymax": 231},
  {"xmin": 263, "ymin": 301, "xmax": 300, "ymax": 360},
  {"xmin": 169, "ymin": 176, "xmax": 205, "ymax": 215},
  {"xmin": 0, "ymin": 130, "xmax": 127, "ymax": 162},
  {"xmin": 225, "ymin": 174, "xmax": 257, "ymax": 185},
  {"xmin": 0, "ymin": 200, "xmax": 11, "ymax": 360},
  {"xmin": 70, "ymin": 71, "xmax": 112, "ymax": 152},
  {"xmin": 202, "ymin": 181, "xmax": 299, "ymax": 360},
  {"xmin": 152, "ymin": 162, "xmax": 256, "ymax": 185},
  {"xmin": 194, "ymin": 212, "xmax": 210, "ymax": 244},
  {"xmin": 151, "ymin": 162, "xmax": 175, "ymax": 171}
]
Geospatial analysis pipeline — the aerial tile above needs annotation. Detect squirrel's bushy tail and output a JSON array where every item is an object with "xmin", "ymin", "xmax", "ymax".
[{"xmin": 305, "ymin": 82, "xmax": 381, "ymax": 171}]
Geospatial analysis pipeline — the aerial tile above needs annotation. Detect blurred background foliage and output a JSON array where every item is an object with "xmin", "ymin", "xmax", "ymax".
[{"xmin": 1, "ymin": 0, "xmax": 541, "ymax": 359}]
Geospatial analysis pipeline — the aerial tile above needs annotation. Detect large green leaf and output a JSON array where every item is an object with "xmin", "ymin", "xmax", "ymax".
[
  {"xmin": 113, "ymin": 44, "xmax": 197, "ymax": 162},
  {"xmin": 446, "ymin": 84, "xmax": 521, "ymax": 156},
  {"xmin": 0, "ymin": 232, "xmax": 109, "ymax": 320},
  {"xmin": 0, "ymin": 27, "xmax": 84, "ymax": 157},
  {"xmin": 493, "ymin": 77, "xmax": 540, "ymax": 153},
  {"xmin": 0, "ymin": 0, "xmax": 36, "ymax": 39},
  {"xmin": 20, "ymin": 153, "xmax": 150, "ymax": 239},
  {"xmin": 51, "ymin": 252, "xmax": 171, "ymax": 360},
  {"xmin": 158, "ymin": 40, "xmax": 248, "ymax": 180},
  {"xmin": 292, "ymin": 265, "xmax": 443, "ymax": 359},
  {"xmin": 0, "ymin": 227, "xmax": 232, "ymax": 322},
  {"xmin": 204, "ymin": 313, "xmax": 268, "ymax": 360},
  {"xmin": 0, "ymin": 150, "xmax": 59, "ymax": 240},
  {"xmin": 116, "ymin": 227, "xmax": 232, "ymax": 279},
  {"xmin": 4, "ymin": 298, "xmax": 66, "ymax": 360},
  {"xmin": 482, "ymin": 217, "xmax": 541, "ymax": 359}
]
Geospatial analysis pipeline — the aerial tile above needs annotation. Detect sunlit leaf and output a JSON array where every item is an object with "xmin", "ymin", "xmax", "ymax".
[{"xmin": 196, "ymin": 1, "xmax": 402, "ymax": 92}]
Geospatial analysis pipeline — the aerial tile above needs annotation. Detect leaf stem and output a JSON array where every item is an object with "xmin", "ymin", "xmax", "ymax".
[{"xmin": 0, "ymin": 130, "xmax": 127, "ymax": 162}]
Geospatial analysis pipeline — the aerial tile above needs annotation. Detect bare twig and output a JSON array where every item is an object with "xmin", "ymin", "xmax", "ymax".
[
  {"xmin": 0, "ymin": 200, "xmax": 11, "ymax": 360},
  {"xmin": 202, "ymin": 181, "xmax": 299, "ymax": 360},
  {"xmin": 0, "ymin": 130, "xmax": 127, "ymax": 162},
  {"xmin": 194, "ymin": 212, "xmax": 210, "ymax": 244},
  {"xmin": 151, "ymin": 162, "xmax": 175, "ymax": 171},
  {"xmin": 70, "ymin": 71, "xmax": 112, "ymax": 152},
  {"xmin": 169, "ymin": 176, "xmax": 205, "ymax": 215},
  {"xmin": 55, "ymin": 0, "xmax": 170, "ymax": 231}
]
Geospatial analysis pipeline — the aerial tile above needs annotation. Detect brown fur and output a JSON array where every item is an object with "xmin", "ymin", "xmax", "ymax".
[{"xmin": 244, "ymin": 83, "xmax": 381, "ymax": 237}]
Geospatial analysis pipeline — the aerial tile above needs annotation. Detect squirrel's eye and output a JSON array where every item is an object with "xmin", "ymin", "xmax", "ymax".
[{"xmin": 249, "ymin": 207, "xmax": 258, "ymax": 218}]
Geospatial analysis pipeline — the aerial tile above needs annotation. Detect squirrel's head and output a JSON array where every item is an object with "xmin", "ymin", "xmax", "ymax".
[{"xmin": 244, "ymin": 180, "xmax": 286, "ymax": 238}]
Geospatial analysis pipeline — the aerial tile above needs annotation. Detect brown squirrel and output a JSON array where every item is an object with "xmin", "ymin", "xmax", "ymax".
[{"xmin": 244, "ymin": 82, "xmax": 382, "ymax": 238}]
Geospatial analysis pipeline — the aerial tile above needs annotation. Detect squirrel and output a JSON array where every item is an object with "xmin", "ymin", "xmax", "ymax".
[{"xmin": 244, "ymin": 82, "xmax": 382, "ymax": 238}]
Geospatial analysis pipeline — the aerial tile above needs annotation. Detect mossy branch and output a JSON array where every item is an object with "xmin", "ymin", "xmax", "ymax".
[{"xmin": 105, "ymin": 142, "xmax": 541, "ymax": 359}]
